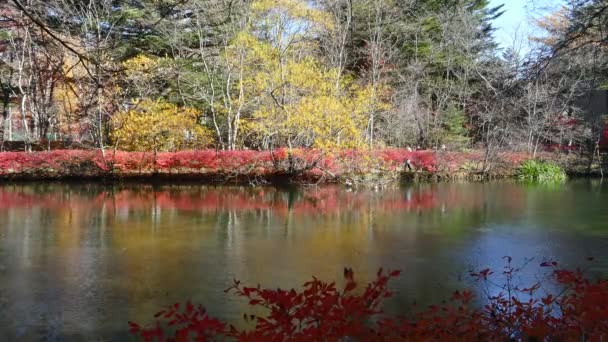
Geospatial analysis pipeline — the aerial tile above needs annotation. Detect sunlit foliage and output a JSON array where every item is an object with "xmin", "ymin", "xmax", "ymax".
[
  {"xmin": 233, "ymin": 0, "xmax": 375, "ymax": 150},
  {"xmin": 110, "ymin": 99, "xmax": 212, "ymax": 152}
]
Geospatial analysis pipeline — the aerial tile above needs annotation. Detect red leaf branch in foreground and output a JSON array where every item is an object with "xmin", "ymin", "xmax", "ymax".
[
  {"xmin": 225, "ymin": 268, "xmax": 401, "ymax": 341},
  {"xmin": 130, "ymin": 260, "xmax": 608, "ymax": 341},
  {"xmin": 128, "ymin": 302, "xmax": 226, "ymax": 342}
]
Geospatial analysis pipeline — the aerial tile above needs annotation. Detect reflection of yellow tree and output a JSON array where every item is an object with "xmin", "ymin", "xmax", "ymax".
[{"xmin": 0, "ymin": 183, "xmax": 531, "ymax": 332}]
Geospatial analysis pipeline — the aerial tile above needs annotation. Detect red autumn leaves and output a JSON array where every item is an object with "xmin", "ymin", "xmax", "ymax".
[{"xmin": 130, "ymin": 259, "xmax": 608, "ymax": 341}]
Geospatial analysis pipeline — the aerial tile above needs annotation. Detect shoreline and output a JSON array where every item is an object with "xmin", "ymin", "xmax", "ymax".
[
  {"xmin": 0, "ymin": 168, "xmax": 602, "ymax": 186},
  {"xmin": 0, "ymin": 149, "xmax": 602, "ymax": 185}
]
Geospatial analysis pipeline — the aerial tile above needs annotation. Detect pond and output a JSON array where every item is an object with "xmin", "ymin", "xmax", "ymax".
[{"xmin": 0, "ymin": 180, "xmax": 607, "ymax": 340}]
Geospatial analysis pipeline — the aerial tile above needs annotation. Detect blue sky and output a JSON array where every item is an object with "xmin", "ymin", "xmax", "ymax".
[{"xmin": 489, "ymin": 0, "xmax": 565, "ymax": 50}]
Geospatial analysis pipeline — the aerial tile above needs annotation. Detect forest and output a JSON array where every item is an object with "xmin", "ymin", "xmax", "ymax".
[
  {"xmin": 0, "ymin": 0, "xmax": 607, "ymax": 179},
  {"xmin": 3, "ymin": 2, "xmax": 608, "ymax": 339}
]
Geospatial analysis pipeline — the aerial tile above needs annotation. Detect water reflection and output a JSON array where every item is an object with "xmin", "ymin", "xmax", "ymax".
[{"xmin": 0, "ymin": 181, "xmax": 606, "ymax": 340}]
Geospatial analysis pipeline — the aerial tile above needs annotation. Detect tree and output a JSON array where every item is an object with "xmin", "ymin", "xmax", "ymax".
[
  {"xmin": 110, "ymin": 99, "xmax": 212, "ymax": 152},
  {"xmin": 547, "ymin": 0, "xmax": 608, "ymax": 58},
  {"xmin": 234, "ymin": 0, "xmax": 373, "ymax": 151},
  {"xmin": 247, "ymin": 58, "xmax": 373, "ymax": 150},
  {"xmin": 159, "ymin": 0, "xmax": 252, "ymax": 150},
  {"xmin": 340, "ymin": 0, "xmax": 504, "ymax": 149},
  {"xmin": 531, "ymin": 1, "xmax": 607, "ymax": 169},
  {"xmin": 5, "ymin": 0, "xmax": 193, "ymax": 150}
]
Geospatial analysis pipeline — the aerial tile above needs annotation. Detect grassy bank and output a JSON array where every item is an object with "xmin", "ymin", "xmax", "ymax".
[{"xmin": 0, "ymin": 149, "xmax": 593, "ymax": 185}]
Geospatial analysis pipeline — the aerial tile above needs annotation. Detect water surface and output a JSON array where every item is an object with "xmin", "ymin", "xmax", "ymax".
[{"xmin": 0, "ymin": 181, "xmax": 607, "ymax": 340}]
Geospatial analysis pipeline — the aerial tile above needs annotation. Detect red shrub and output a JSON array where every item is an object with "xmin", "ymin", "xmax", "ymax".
[
  {"xmin": 0, "ymin": 150, "xmax": 106, "ymax": 173},
  {"xmin": 0, "ymin": 149, "xmax": 564, "ymax": 178},
  {"xmin": 377, "ymin": 149, "xmax": 437, "ymax": 172}
]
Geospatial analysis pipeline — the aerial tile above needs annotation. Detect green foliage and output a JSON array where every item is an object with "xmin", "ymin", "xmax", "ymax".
[
  {"xmin": 517, "ymin": 160, "xmax": 567, "ymax": 183},
  {"xmin": 442, "ymin": 106, "xmax": 470, "ymax": 148},
  {"xmin": 0, "ymin": 30, "xmax": 10, "ymax": 40}
]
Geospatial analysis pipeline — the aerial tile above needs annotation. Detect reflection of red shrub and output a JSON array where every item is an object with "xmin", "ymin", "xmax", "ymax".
[
  {"xmin": 130, "ymin": 259, "xmax": 608, "ymax": 341},
  {"xmin": 0, "ymin": 186, "xmax": 457, "ymax": 214}
]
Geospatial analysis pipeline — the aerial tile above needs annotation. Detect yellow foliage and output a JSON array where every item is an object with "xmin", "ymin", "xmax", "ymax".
[
  {"xmin": 123, "ymin": 55, "xmax": 160, "ymax": 75},
  {"xmin": 208, "ymin": 0, "xmax": 384, "ymax": 150},
  {"xmin": 53, "ymin": 55, "xmax": 96, "ymax": 136},
  {"xmin": 226, "ymin": 0, "xmax": 381, "ymax": 150},
  {"xmin": 121, "ymin": 55, "xmax": 169, "ymax": 98},
  {"xmin": 111, "ymin": 99, "xmax": 213, "ymax": 152},
  {"xmin": 247, "ymin": 57, "xmax": 374, "ymax": 149},
  {"xmin": 53, "ymin": 79, "xmax": 79, "ymax": 130}
]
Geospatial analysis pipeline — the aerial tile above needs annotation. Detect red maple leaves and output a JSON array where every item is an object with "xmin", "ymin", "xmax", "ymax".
[{"xmin": 130, "ymin": 259, "xmax": 608, "ymax": 341}]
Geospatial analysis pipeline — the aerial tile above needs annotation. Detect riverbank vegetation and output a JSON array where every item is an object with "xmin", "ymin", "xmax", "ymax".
[
  {"xmin": 517, "ymin": 159, "xmax": 568, "ymax": 183},
  {"xmin": 130, "ymin": 259, "xmax": 608, "ymax": 341},
  {"xmin": 0, "ymin": 149, "xmax": 579, "ymax": 184},
  {"xmin": 0, "ymin": 0, "xmax": 606, "ymax": 180}
]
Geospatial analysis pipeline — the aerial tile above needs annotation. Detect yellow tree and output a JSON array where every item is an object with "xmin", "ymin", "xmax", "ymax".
[
  {"xmin": 238, "ymin": 0, "xmax": 375, "ymax": 151},
  {"xmin": 248, "ymin": 58, "xmax": 373, "ymax": 150},
  {"xmin": 110, "ymin": 99, "xmax": 212, "ymax": 152}
]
